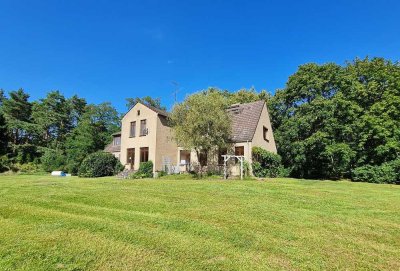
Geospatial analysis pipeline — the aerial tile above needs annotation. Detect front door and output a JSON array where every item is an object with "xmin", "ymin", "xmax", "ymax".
[{"xmin": 127, "ymin": 148, "xmax": 135, "ymax": 169}]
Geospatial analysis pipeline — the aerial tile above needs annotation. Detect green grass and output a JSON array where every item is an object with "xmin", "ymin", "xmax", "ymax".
[{"xmin": 0, "ymin": 175, "xmax": 399, "ymax": 270}]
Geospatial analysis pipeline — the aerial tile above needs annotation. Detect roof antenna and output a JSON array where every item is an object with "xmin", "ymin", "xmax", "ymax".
[{"xmin": 171, "ymin": 81, "xmax": 179, "ymax": 104}]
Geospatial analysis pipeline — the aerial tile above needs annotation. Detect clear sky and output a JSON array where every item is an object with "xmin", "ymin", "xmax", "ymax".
[{"xmin": 1, "ymin": 0, "xmax": 400, "ymax": 112}]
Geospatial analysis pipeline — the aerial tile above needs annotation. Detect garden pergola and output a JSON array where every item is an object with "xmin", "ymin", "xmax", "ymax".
[{"xmin": 222, "ymin": 155, "xmax": 245, "ymax": 180}]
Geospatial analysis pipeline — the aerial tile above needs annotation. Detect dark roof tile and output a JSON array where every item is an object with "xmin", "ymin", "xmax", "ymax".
[{"xmin": 228, "ymin": 100, "xmax": 265, "ymax": 142}]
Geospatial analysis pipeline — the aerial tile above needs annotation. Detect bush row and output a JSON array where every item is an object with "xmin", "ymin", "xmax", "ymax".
[{"xmin": 352, "ymin": 159, "xmax": 400, "ymax": 184}]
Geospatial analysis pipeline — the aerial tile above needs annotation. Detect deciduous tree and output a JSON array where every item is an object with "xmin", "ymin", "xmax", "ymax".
[{"xmin": 170, "ymin": 90, "xmax": 231, "ymax": 175}]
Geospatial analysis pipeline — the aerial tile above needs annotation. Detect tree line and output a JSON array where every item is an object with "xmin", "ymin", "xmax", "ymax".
[
  {"xmin": 1, "ymin": 57, "xmax": 399, "ymax": 182},
  {"xmin": 0, "ymin": 90, "xmax": 121, "ymax": 174},
  {"xmin": 270, "ymin": 57, "xmax": 400, "ymax": 181}
]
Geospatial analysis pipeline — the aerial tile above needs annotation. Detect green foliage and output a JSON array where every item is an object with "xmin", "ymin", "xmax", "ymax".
[
  {"xmin": 126, "ymin": 96, "xmax": 166, "ymax": 111},
  {"xmin": 156, "ymin": 170, "xmax": 167, "ymax": 178},
  {"xmin": 41, "ymin": 149, "xmax": 66, "ymax": 172},
  {"xmin": 13, "ymin": 162, "xmax": 43, "ymax": 174},
  {"xmin": 243, "ymin": 160, "xmax": 251, "ymax": 177},
  {"xmin": 31, "ymin": 91, "xmax": 75, "ymax": 149},
  {"xmin": 170, "ymin": 90, "xmax": 232, "ymax": 175},
  {"xmin": 0, "ymin": 88, "xmax": 120, "ymax": 176},
  {"xmin": 78, "ymin": 151, "xmax": 123, "ymax": 178},
  {"xmin": 14, "ymin": 144, "xmax": 40, "ymax": 164},
  {"xmin": 269, "ymin": 57, "xmax": 400, "ymax": 180},
  {"xmin": 322, "ymin": 143, "xmax": 355, "ymax": 179},
  {"xmin": 65, "ymin": 103, "xmax": 120, "ymax": 174},
  {"xmin": 0, "ymin": 155, "xmax": 12, "ymax": 172},
  {"xmin": 129, "ymin": 161, "xmax": 154, "ymax": 179},
  {"xmin": 0, "ymin": 112, "xmax": 8, "ymax": 156},
  {"xmin": 1, "ymin": 89, "xmax": 34, "ymax": 150},
  {"xmin": 252, "ymin": 147, "xmax": 283, "ymax": 178},
  {"xmin": 352, "ymin": 159, "xmax": 400, "ymax": 184}
]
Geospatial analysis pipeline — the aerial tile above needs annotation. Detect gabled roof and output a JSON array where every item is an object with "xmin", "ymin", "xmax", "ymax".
[
  {"xmin": 228, "ymin": 100, "xmax": 265, "ymax": 142},
  {"xmin": 144, "ymin": 103, "xmax": 169, "ymax": 117},
  {"xmin": 122, "ymin": 102, "xmax": 169, "ymax": 120}
]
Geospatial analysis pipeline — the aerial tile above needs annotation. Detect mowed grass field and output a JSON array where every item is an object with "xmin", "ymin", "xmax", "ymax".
[{"xmin": 0, "ymin": 175, "xmax": 399, "ymax": 271}]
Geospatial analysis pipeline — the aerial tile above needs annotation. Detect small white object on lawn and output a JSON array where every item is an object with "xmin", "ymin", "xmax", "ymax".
[{"xmin": 51, "ymin": 171, "xmax": 66, "ymax": 177}]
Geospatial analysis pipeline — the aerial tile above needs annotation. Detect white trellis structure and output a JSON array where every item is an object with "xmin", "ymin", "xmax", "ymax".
[{"xmin": 222, "ymin": 155, "xmax": 245, "ymax": 180}]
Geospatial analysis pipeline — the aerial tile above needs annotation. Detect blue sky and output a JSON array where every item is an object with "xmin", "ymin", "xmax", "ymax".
[{"xmin": 1, "ymin": 0, "xmax": 400, "ymax": 112}]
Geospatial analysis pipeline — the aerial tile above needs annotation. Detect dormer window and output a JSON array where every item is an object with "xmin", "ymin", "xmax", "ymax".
[{"xmin": 263, "ymin": 126, "xmax": 269, "ymax": 142}]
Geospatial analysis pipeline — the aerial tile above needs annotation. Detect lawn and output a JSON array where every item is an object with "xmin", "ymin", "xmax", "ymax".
[{"xmin": 0, "ymin": 175, "xmax": 399, "ymax": 270}]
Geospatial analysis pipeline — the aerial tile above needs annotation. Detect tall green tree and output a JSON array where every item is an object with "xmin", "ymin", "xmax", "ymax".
[
  {"xmin": 269, "ymin": 57, "xmax": 400, "ymax": 179},
  {"xmin": 0, "ymin": 89, "xmax": 7, "ymax": 155},
  {"xmin": 1, "ymin": 89, "xmax": 36, "ymax": 162},
  {"xmin": 31, "ymin": 91, "xmax": 72, "ymax": 148},
  {"xmin": 170, "ymin": 90, "xmax": 231, "ymax": 175},
  {"xmin": 68, "ymin": 95, "xmax": 87, "ymax": 127},
  {"xmin": 65, "ymin": 102, "xmax": 120, "ymax": 174},
  {"xmin": 0, "ymin": 89, "xmax": 5, "ymax": 105},
  {"xmin": 0, "ymin": 112, "xmax": 8, "ymax": 155}
]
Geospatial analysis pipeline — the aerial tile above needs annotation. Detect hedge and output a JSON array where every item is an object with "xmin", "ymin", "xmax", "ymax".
[{"xmin": 352, "ymin": 159, "xmax": 400, "ymax": 184}]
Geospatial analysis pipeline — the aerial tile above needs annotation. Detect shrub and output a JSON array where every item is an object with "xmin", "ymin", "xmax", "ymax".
[
  {"xmin": 243, "ymin": 161, "xmax": 251, "ymax": 177},
  {"xmin": 352, "ymin": 159, "xmax": 400, "ymax": 184},
  {"xmin": 15, "ymin": 162, "xmax": 43, "ymax": 174},
  {"xmin": 14, "ymin": 144, "xmax": 40, "ymax": 164},
  {"xmin": 78, "ymin": 152, "xmax": 123, "ymax": 178},
  {"xmin": 0, "ymin": 155, "xmax": 12, "ymax": 173},
  {"xmin": 322, "ymin": 143, "xmax": 355, "ymax": 179},
  {"xmin": 156, "ymin": 170, "xmax": 167, "ymax": 178},
  {"xmin": 41, "ymin": 149, "xmax": 66, "ymax": 172},
  {"xmin": 252, "ymin": 147, "xmax": 283, "ymax": 178},
  {"xmin": 129, "ymin": 161, "xmax": 154, "ymax": 179},
  {"xmin": 114, "ymin": 161, "xmax": 125, "ymax": 175}
]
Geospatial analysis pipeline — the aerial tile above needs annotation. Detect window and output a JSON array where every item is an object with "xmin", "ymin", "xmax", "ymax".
[
  {"xmin": 140, "ymin": 147, "xmax": 149, "ymax": 162},
  {"xmin": 140, "ymin": 119, "xmax": 147, "ymax": 136},
  {"xmin": 218, "ymin": 148, "xmax": 227, "ymax": 165},
  {"xmin": 199, "ymin": 151, "xmax": 207, "ymax": 166},
  {"xmin": 113, "ymin": 136, "xmax": 121, "ymax": 146},
  {"xmin": 137, "ymin": 110, "xmax": 140, "ymax": 116},
  {"xmin": 263, "ymin": 126, "xmax": 269, "ymax": 142},
  {"xmin": 130, "ymin": 121, "xmax": 136, "ymax": 137},
  {"xmin": 127, "ymin": 148, "xmax": 135, "ymax": 166},
  {"xmin": 235, "ymin": 146, "xmax": 244, "ymax": 156},
  {"xmin": 180, "ymin": 150, "xmax": 191, "ymax": 165}
]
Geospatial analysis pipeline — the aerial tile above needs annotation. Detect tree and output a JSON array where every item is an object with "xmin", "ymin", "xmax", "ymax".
[
  {"xmin": 0, "ymin": 89, "xmax": 5, "ymax": 105},
  {"xmin": 0, "ymin": 90, "xmax": 8, "ymax": 155},
  {"xmin": 65, "ymin": 102, "xmax": 120, "ymax": 174},
  {"xmin": 126, "ymin": 96, "xmax": 166, "ymax": 111},
  {"xmin": 170, "ymin": 90, "xmax": 231, "ymax": 175},
  {"xmin": 0, "ymin": 112, "xmax": 8, "ymax": 156},
  {"xmin": 68, "ymin": 95, "xmax": 87, "ymax": 127},
  {"xmin": 31, "ymin": 91, "xmax": 72, "ymax": 148},
  {"xmin": 268, "ymin": 57, "xmax": 400, "ymax": 179},
  {"xmin": 1, "ymin": 89, "xmax": 37, "ymax": 162}
]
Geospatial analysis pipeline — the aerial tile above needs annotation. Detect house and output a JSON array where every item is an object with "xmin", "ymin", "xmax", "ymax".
[{"xmin": 105, "ymin": 100, "xmax": 277, "ymax": 175}]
